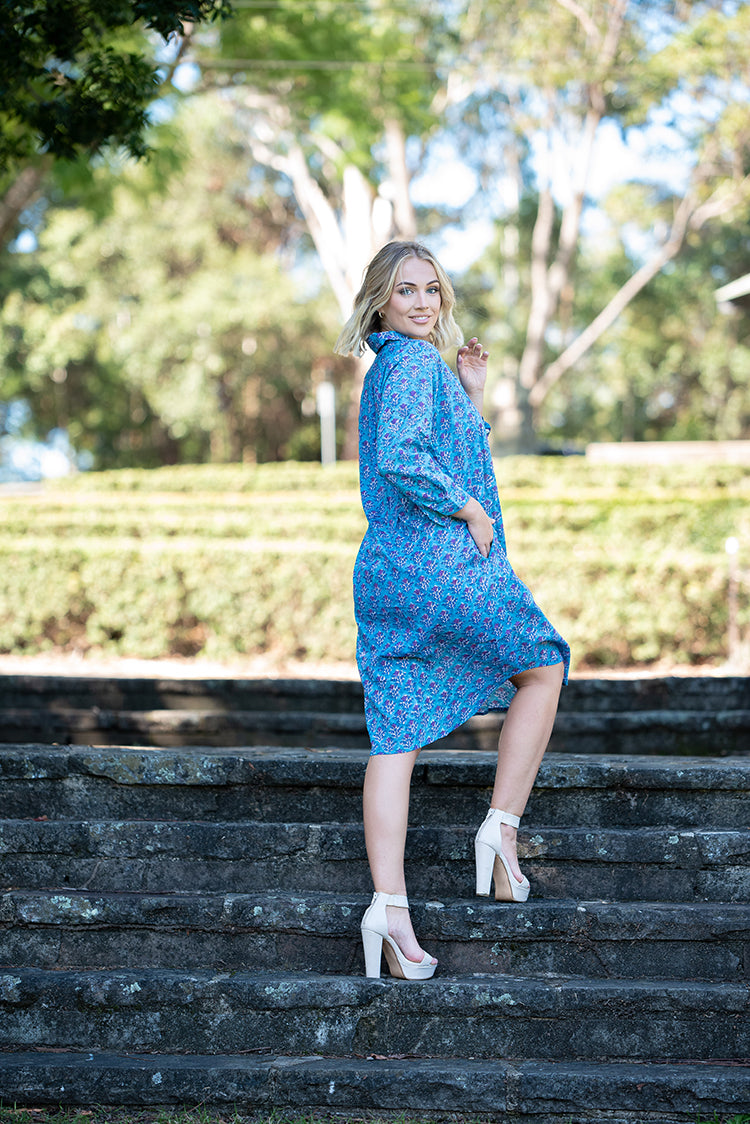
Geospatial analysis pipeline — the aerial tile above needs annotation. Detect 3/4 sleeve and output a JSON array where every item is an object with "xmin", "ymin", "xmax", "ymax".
[{"xmin": 375, "ymin": 342, "xmax": 471, "ymax": 520}]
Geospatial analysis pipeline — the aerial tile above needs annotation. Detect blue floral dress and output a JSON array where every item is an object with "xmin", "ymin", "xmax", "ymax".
[{"xmin": 354, "ymin": 330, "xmax": 570, "ymax": 755}]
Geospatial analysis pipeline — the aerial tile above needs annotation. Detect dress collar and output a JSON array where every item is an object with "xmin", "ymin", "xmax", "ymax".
[{"xmin": 366, "ymin": 330, "xmax": 410, "ymax": 353}]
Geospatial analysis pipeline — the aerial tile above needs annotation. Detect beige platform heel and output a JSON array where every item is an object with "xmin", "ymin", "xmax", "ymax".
[
  {"xmin": 360, "ymin": 892, "xmax": 437, "ymax": 980},
  {"xmin": 474, "ymin": 808, "xmax": 530, "ymax": 902}
]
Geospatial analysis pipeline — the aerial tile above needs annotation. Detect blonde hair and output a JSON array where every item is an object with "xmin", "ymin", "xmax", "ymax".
[{"xmin": 334, "ymin": 240, "xmax": 463, "ymax": 356}]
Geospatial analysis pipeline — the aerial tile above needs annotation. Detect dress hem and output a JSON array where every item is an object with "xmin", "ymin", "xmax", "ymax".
[{"xmin": 366, "ymin": 654, "xmax": 567, "ymax": 756}]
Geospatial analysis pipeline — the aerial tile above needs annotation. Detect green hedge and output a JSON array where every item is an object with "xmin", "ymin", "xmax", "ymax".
[
  {"xmin": 45, "ymin": 456, "xmax": 750, "ymax": 493},
  {"xmin": 0, "ymin": 540, "xmax": 356, "ymax": 662},
  {"xmin": 1, "ymin": 459, "xmax": 748, "ymax": 669}
]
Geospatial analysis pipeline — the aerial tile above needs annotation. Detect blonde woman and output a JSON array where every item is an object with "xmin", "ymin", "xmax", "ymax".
[{"xmin": 335, "ymin": 240, "xmax": 569, "ymax": 980}]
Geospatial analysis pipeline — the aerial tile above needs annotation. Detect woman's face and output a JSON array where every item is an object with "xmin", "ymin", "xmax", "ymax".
[{"xmin": 380, "ymin": 256, "xmax": 442, "ymax": 340}]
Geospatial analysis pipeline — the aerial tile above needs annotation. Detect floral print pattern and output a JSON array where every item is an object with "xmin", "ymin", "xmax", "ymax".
[{"xmin": 354, "ymin": 330, "xmax": 570, "ymax": 755}]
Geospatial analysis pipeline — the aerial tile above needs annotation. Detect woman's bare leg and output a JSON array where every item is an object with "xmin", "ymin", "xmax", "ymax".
[
  {"xmin": 489, "ymin": 661, "xmax": 564, "ymax": 883},
  {"xmin": 363, "ymin": 748, "xmax": 436, "ymax": 965}
]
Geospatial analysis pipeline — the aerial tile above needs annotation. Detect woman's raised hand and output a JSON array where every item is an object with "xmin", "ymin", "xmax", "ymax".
[{"xmin": 457, "ymin": 338, "xmax": 489, "ymax": 395}]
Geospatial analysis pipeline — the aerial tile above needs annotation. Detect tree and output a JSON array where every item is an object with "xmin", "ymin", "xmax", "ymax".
[
  {"xmin": 444, "ymin": 0, "xmax": 750, "ymax": 449},
  {"xmin": 7, "ymin": 1, "xmax": 750, "ymax": 465},
  {"xmin": 0, "ymin": 96, "xmax": 341, "ymax": 468},
  {"xmin": 184, "ymin": 0, "xmax": 750, "ymax": 454},
  {"xmin": 461, "ymin": 184, "xmax": 750, "ymax": 446},
  {"xmin": 548, "ymin": 219, "xmax": 750, "ymax": 444},
  {"xmin": 186, "ymin": 0, "xmax": 448, "ymax": 454},
  {"xmin": 0, "ymin": 0, "xmax": 231, "ymax": 247}
]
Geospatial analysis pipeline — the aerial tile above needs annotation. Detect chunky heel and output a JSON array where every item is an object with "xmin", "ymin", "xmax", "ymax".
[
  {"xmin": 474, "ymin": 808, "xmax": 530, "ymax": 903},
  {"xmin": 361, "ymin": 924, "xmax": 385, "ymax": 978},
  {"xmin": 474, "ymin": 838, "xmax": 496, "ymax": 896},
  {"xmin": 360, "ymin": 891, "xmax": 437, "ymax": 980}
]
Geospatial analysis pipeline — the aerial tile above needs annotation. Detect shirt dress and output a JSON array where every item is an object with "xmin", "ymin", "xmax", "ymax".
[{"xmin": 354, "ymin": 329, "xmax": 571, "ymax": 756}]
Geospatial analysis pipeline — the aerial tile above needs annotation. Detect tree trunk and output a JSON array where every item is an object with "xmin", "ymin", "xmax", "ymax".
[
  {"xmin": 0, "ymin": 161, "xmax": 51, "ymax": 249},
  {"xmin": 489, "ymin": 148, "xmax": 523, "ymax": 454},
  {"xmin": 235, "ymin": 97, "xmax": 418, "ymax": 459},
  {"xmin": 494, "ymin": 0, "xmax": 628, "ymax": 451},
  {"xmin": 341, "ymin": 353, "xmax": 370, "ymax": 460},
  {"xmin": 341, "ymin": 120, "xmax": 417, "ymax": 459}
]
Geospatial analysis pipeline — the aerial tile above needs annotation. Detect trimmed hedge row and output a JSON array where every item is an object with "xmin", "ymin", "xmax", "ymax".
[
  {"xmin": 1, "ymin": 459, "xmax": 748, "ymax": 669},
  {"xmin": 47, "ymin": 457, "xmax": 750, "ymax": 495},
  {"xmin": 3, "ymin": 495, "xmax": 746, "ymax": 554},
  {"xmin": 0, "ymin": 540, "xmax": 357, "ymax": 662}
]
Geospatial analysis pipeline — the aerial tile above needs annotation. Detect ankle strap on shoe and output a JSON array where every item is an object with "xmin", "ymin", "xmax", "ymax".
[
  {"xmin": 489, "ymin": 809, "xmax": 521, "ymax": 829},
  {"xmin": 372, "ymin": 891, "xmax": 409, "ymax": 909}
]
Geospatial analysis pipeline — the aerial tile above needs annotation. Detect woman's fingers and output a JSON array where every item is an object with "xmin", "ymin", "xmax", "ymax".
[
  {"xmin": 457, "ymin": 339, "xmax": 489, "ymax": 384},
  {"xmin": 466, "ymin": 512, "xmax": 494, "ymax": 557},
  {"xmin": 459, "ymin": 338, "xmax": 489, "ymax": 360}
]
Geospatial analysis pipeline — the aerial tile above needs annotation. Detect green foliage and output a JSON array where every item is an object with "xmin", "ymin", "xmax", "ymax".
[
  {"xmin": 543, "ymin": 219, "xmax": 750, "ymax": 445},
  {"xmin": 695, "ymin": 1116, "xmax": 750, "ymax": 1124},
  {"xmin": 1, "ymin": 1111, "xmax": 748, "ymax": 1124},
  {"xmin": 0, "ymin": 1109, "xmax": 484, "ymax": 1124},
  {"xmin": 1, "ymin": 459, "xmax": 748, "ymax": 670},
  {"xmin": 213, "ymin": 0, "xmax": 442, "ymax": 159},
  {"xmin": 0, "ymin": 95, "xmax": 343, "ymax": 468},
  {"xmin": 0, "ymin": 0, "xmax": 230, "ymax": 170},
  {"xmin": 460, "ymin": 195, "xmax": 750, "ymax": 447}
]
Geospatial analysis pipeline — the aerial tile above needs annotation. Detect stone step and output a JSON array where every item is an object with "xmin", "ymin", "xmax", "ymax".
[
  {"xmin": 1, "ymin": 672, "xmax": 747, "ymax": 714},
  {"xmin": 1, "ymin": 746, "xmax": 748, "ymax": 826},
  {"xmin": 1, "ymin": 891, "xmax": 747, "ymax": 980},
  {"xmin": 1, "ymin": 969, "xmax": 748, "ymax": 1062},
  {"xmin": 2, "ymin": 704, "xmax": 749, "ymax": 753},
  {"xmin": 0, "ymin": 675, "xmax": 367, "ymax": 715},
  {"xmin": 0, "ymin": 674, "xmax": 745, "ymax": 1124},
  {"xmin": 1, "ymin": 819, "xmax": 746, "ymax": 903},
  {"xmin": 1, "ymin": 1052, "xmax": 747, "ymax": 1124}
]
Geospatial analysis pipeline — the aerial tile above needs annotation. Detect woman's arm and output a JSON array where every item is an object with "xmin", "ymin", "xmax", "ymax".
[
  {"xmin": 376, "ymin": 345, "xmax": 472, "ymax": 518},
  {"xmin": 376, "ymin": 340, "xmax": 494, "ymax": 554},
  {"xmin": 453, "ymin": 338, "xmax": 494, "ymax": 555}
]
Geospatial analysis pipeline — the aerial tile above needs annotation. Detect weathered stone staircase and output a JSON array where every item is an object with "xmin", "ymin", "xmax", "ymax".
[
  {"xmin": 0, "ymin": 672, "xmax": 748, "ymax": 753},
  {"xmin": 0, "ymin": 675, "xmax": 748, "ymax": 1122}
]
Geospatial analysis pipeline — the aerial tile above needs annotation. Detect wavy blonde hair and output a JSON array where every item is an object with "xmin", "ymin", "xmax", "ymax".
[{"xmin": 334, "ymin": 240, "xmax": 463, "ymax": 356}]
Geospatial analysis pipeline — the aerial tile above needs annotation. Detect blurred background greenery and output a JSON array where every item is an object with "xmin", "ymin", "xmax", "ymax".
[
  {"xmin": 1, "ymin": 1, "xmax": 749, "ymax": 670},
  {"xmin": 3, "ymin": 0, "xmax": 750, "ymax": 470},
  {"xmin": 0, "ymin": 459, "xmax": 747, "ymax": 671}
]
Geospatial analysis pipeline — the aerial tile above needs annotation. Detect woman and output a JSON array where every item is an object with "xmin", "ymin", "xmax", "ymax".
[{"xmin": 334, "ymin": 240, "xmax": 570, "ymax": 981}]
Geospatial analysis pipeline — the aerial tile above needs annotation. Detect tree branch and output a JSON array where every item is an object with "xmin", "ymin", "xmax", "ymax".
[
  {"xmin": 383, "ymin": 118, "xmax": 417, "ymax": 240},
  {"xmin": 0, "ymin": 159, "xmax": 52, "ymax": 248},
  {"xmin": 529, "ymin": 158, "xmax": 750, "ymax": 409},
  {"xmin": 528, "ymin": 192, "xmax": 696, "ymax": 407},
  {"xmin": 553, "ymin": 0, "xmax": 600, "ymax": 44},
  {"xmin": 600, "ymin": 0, "xmax": 629, "ymax": 63},
  {"xmin": 690, "ymin": 172, "xmax": 750, "ymax": 228}
]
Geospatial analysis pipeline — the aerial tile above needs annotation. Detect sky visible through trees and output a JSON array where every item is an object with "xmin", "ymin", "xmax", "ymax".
[{"xmin": 1, "ymin": 0, "xmax": 749, "ymax": 474}]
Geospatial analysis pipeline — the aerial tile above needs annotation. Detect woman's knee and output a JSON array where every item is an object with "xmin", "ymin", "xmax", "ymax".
[
  {"xmin": 511, "ymin": 660, "xmax": 564, "ymax": 692},
  {"xmin": 366, "ymin": 747, "xmax": 420, "ymax": 783}
]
